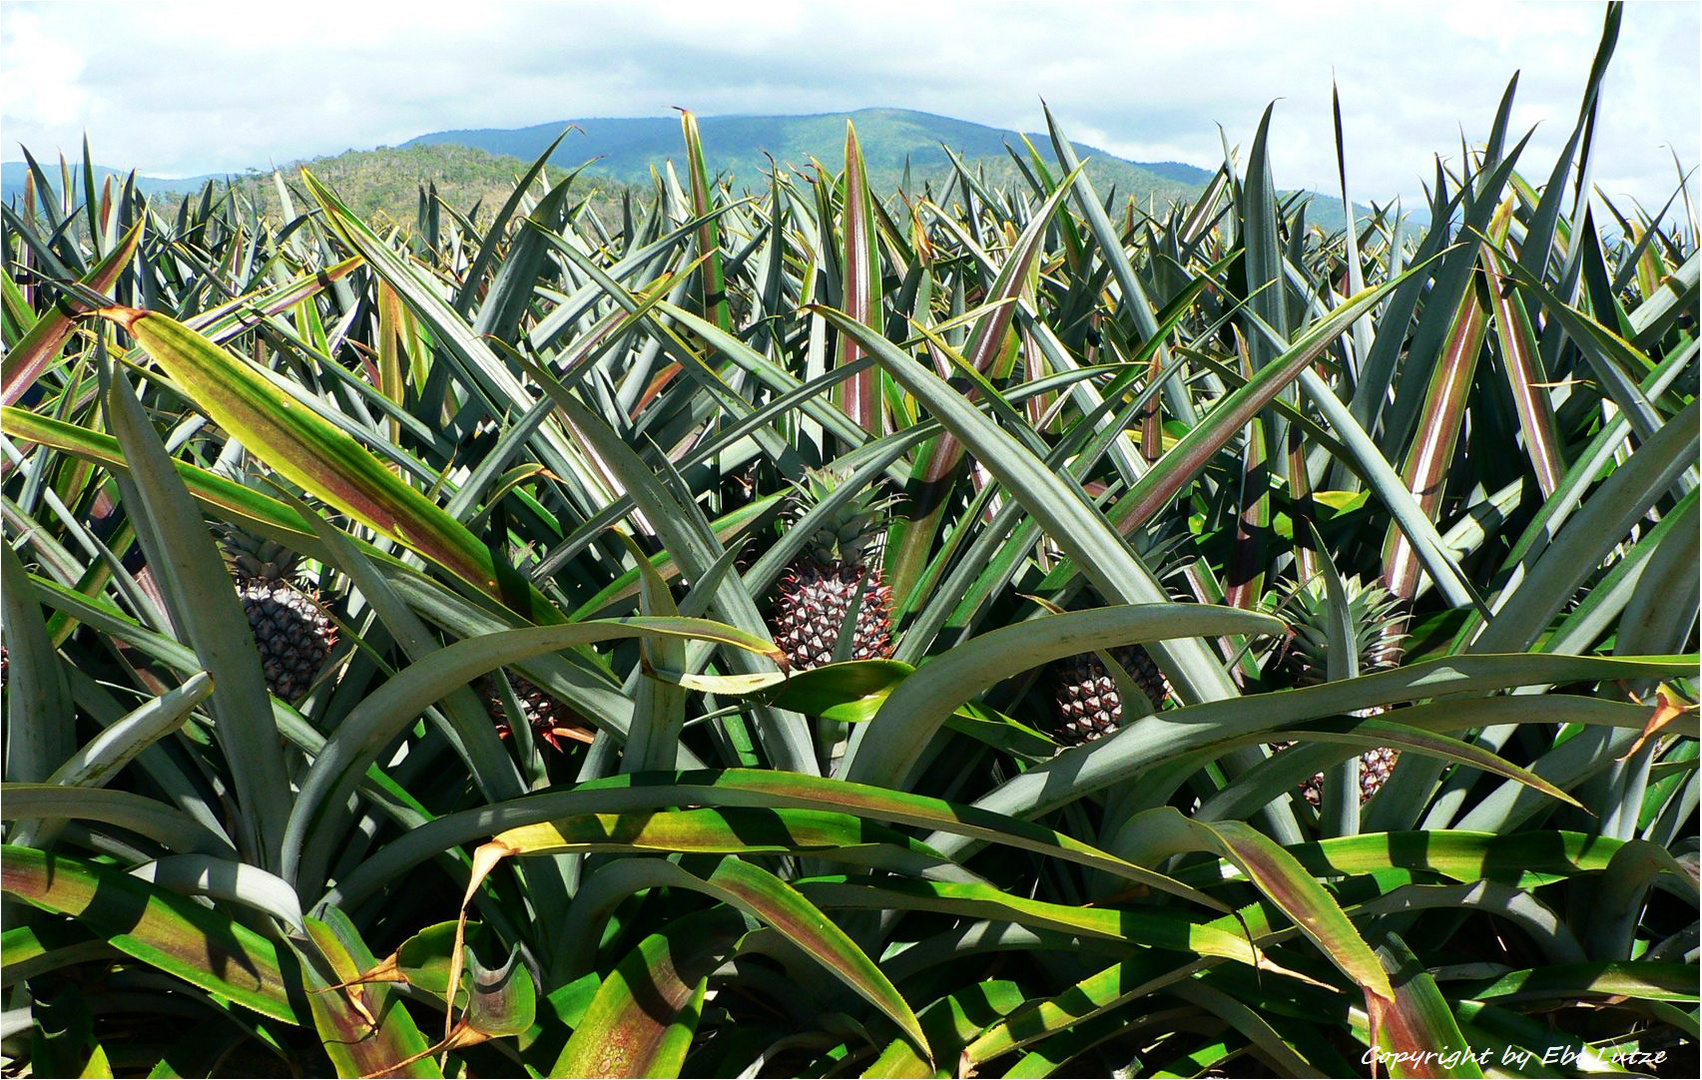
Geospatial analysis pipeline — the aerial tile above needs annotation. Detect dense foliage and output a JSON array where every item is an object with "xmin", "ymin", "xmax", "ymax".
[{"xmin": 2, "ymin": 5, "xmax": 1697, "ymax": 1076}]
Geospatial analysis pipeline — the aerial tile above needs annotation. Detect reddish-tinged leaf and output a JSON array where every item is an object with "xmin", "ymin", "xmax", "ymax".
[
  {"xmin": 915, "ymin": 171, "xmax": 1081, "ymax": 484},
  {"xmin": 1224, "ymin": 335, "xmax": 1271, "ymax": 610},
  {"xmin": 302, "ymin": 914, "xmax": 441, "ymax": 1079},
  {"xmin": 1, "ymin": 845, "xmax": 299, "ymax": 1023},
  {"xmin": 1481, "ymin": 202, "xmax": 1565, "ymax": 498},
  {"xmin": 2, "ymin": 221, "xmax": 141, "ymax": 406},
  {"xmin": 1369, "ymin": 935, "xmax": 1485, "ymax": 1078},
  {"xmin": 836, "ymin": 121, "xmax": 883, "ymax": 433},
  {"xmin": 1116, "ymin": 256, "xmax": 1441, "ymax": 533},
  {"xmin": 375, "ymin": 280, "xmax": 409, "ymax": 444},
  {"xmin": 552, "ymin": 914, "xmax": 736, "ymax": 1078},
  {"xmin": 1130, "ymin": 810, "xmax": 1393, "ymax": 1002},
  {"xmin": 92, "ymin": 307, "xmax": 559, "ymax": 624},
  {"xmin": 678, "ymin": 109, "xmax": 731, "ymax": 335},
  {"xmin": 1620, "ymin": 685, "xmax": 1695, "ymax": 760},
  {"xmin": 1382, "ymin": 259, "xmax": 1489, "ymax": 601}
]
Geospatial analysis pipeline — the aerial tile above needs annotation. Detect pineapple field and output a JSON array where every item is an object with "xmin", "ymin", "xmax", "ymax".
[{"xmin": 2, "ymin": 3, "xmax": 1698, "ymax": 1076}]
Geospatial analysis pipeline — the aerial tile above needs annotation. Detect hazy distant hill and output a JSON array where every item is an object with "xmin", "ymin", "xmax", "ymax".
[
  {"xmin": 5, "ymin": 108, "xmax": 1379, "ymax": 232},
  {"xmin": 404, "ymin": 107, "xmax": 1215, "ymax": 205},
  {"xmin": 1, "ymin": 148, "xmax": 618, "ymax": 231},
  {"xmin": 1, "ymin": 160, "xmax": 225, "ymax": 203}
]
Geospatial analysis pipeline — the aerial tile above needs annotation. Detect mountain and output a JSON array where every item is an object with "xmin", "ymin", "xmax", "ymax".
[
  {"xmin": 2, "ymin": 160, "xmax": 227, "ymax": 203},
  {"xmin": 5, "ymin": 108, "xmax": 1379, "ymax": 231},
  {"xmin": 403, "ymin": 107, "xmax": 1219, "ymax": 204},
  {"xmin": 1, "ymin": 149, "xmax": 582, "ymax": 230},
  {"xmin": 420, "ymin": 110, "xmax": 1383, "ymax": 230}
]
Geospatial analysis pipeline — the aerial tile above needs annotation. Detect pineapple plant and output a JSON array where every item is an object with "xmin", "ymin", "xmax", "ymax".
[
  {"xmin": 769, "ymin": 469, "xmax": 895, "ymax": 670},
  {"xmin": 8, "ymin": 23, "xmax": 1698, "ymax": 1072},
  {"xmin": 220, "ymin": 525, "xmax": 338, "ymax": 701},
  {"xmin": 1050, "ymin": 645, "xmax": 1171, "ymax": 746},
  {"xmin": 1270, "ymin": 574, "xmax": 1407, "ymax": 804}
]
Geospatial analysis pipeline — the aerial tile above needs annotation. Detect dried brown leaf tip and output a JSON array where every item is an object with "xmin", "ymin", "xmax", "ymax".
[
  {"xmin": 95, "ymin": 305, "xmax": 147, "ymax": 331},
  {"xmin": 1621, "ymin": 685, "xmax": 1696, "ymax": 761}
]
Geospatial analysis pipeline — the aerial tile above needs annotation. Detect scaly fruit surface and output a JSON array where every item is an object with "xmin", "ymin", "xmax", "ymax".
[
  {"xmin": 769, "ymin": 469, "xmax": 894, "ymax": 671},
  {"xmin": 1047, "ymin": 531, "xmax": 1186, "ymax": 748},
  {"xmin": 1050, "ymin": 645, "xmax": 1170, "ymax": 747},
  {"xmin": 238, "ymin": 580, "xmax": 336, "ymax": 701},
  {"xmin": 476, "ymin": 671, "xmax": 591, "ymax": 751},
  {"xmin": 773, "ymin": 562, "xmax": 894, "ymax": 670},
  {"xmin": 220, "ymin": 523, "xmax": 337, "ymax": 701}
]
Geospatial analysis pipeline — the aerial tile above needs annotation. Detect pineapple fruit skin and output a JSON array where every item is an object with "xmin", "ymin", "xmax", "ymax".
[
  {"xmin": 476, "ymin": 671, "xmax": 586, "ymax": 751},
  {"xmin": 1050, "ymin": 645, "xmax": 1169, "ymax": 747},
  {"xmin": 239, "ymin": 581, "xmax": 335, "ymax": 702},
  {"xmin": 221, "ymin": 524, "xmax": 338, "ymax": 702},
  {"xmin": 1271, "ymin": 574, "xmax": 1407, "ymax": 804},
  {"xmin": 772, "ymin": 562, "xmax": 893, "ymax": 671},
  {"xmin": 767, "ymin": 469, "xmax": 895, "ymax": 671}
]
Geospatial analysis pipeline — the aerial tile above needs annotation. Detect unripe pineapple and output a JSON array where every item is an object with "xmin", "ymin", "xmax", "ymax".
[
  {"xmin": 1051, "ymin": 645, "xmax": 1170, "ymax": 746},
  {"xmin": 476, "ymin": 671, "xmax": 591, "ymax": 751},
  {"xmin": 220, "ymin": 526, "xmax": 337, "ymax": 701},
  {"xmin": 769, "ymin": 469, "xmax": 894, "ymax": 671},
  {"xmin": 1270, "ymin": 574, "xmax": 1405, "ymax": 805}
]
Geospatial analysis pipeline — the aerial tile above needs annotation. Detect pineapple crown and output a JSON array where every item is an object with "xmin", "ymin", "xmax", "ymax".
[
  {"xmin": 1274, "ymin": 573, "xmax": 1405, "ymax": 679},
  {"xmin": 212, "ymin": 452, "xmax": 315, "ymax": 585},
  {"xmin": 785, "ymin": 468, "xmax": 894, "ymax": 567},
  {"xmin": 219, "ymin": 522, "xmax": 307, "ymax": 585}
]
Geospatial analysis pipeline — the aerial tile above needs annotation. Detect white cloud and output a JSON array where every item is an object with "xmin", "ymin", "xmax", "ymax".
[
  {"xmin": 2, "ymin": 6, "xmax": 91, "ymax": 131},
  {"xmin": 2, "ymin": 0, "xmax": 1696, "ymax": 210}
]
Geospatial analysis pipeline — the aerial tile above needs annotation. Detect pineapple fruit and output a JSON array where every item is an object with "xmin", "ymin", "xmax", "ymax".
[
  {"xmin": 1270, "ymin": 574, "xmax": 1405, "ymax": 805},
  {"xmin": 1050, "ymin": 645, "xmax": 1170, "ymax": 746},
  {"xmin": 220, "ymin": 526, "xmax": 337, "ymax": 701},
  {"xmin": 769, "ymin": 469, "xmax": 894, "ymax": 671},
  {"xmin": 1046, "ymin": 528, "xmax": 1186, "ymax": 747},
  {"xmin": 476, "ymin": 671, "xmax": 592, "ymax": 751}
]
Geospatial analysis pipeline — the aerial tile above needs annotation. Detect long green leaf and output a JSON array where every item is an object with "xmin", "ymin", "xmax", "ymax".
[
  {"xmin": 283, "ymin": 620, "xmax": 783, "ymax": 889},
  {"xmin": 929, "ymin": 652, "xmax": 1693, "ymax": 857},
  {"xmin": 540, "ymin": 856, "xmax": 930, "ymax": 1062},
  {"xmin": 323, "ymin": 768, "xmax": 1223, "ymax": 913},
  {"xmin": 96, "ymin": 306, "xmax": 559, "ymax": 624},
  {"xmin": 844, "ymin": 604, "xmax": 1281, "ymax": 784},
  {"xmin": 1, "ymin": 539, "xmax": 75, "ymax": 783},
  {"xmin": 2, "ymin": 221, "xmax": 140, "ymax": 406},
  {"xmin": 552, "ymin": 914, "xmax": 738, "ymax": 1079},
  {"xmin": 1127, "ymin": 808, "xmax": 1393, "ymax": 1002},
  {"xmin": 813, "ymin": 305, "xmax": 1243, "ymax": 709},
  {"xmin": 679, "ymin": 109, "xmax": 731, "ymax": 336},
  {"xmin": 1, "ymin": 846, "xmax": 300, "ymax": 1024},
  {"xmin": 104, "ymin": 355, "xmax": 289, "ymax": 869},
  {"xmin": 493, "ymin": 806, "xmax": 964, "ymax": 878},
  {"xmin": 2, "ymin": 784, "xmax": 235, "ymax": 857}
]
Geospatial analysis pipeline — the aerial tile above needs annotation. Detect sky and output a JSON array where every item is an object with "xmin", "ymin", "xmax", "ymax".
[{"xmin": 2, "ymin": 0, "xmax": 1698, "ymax": 211}]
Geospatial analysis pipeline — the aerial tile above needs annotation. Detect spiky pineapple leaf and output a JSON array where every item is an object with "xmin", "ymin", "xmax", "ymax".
[{"xmin": 1, "ymin": 846, "xmax": 301, "ymax": 1024}]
